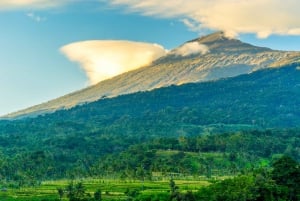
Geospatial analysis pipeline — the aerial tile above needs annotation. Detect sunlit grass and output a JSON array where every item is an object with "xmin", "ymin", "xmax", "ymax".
[{"xmin": 0, "ymin": 178, "xmax": 211, "ymax": 200}]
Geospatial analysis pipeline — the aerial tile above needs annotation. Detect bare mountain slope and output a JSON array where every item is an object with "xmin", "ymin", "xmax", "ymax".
[{"xmin": 3, "ymin": 32, "xmax": 300, "ymax": 118}]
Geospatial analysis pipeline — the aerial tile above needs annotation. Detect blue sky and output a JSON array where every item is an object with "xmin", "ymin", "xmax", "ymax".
[{"xmin": 1, "ymin": 0, "xmax": 300, "ymax": 115}]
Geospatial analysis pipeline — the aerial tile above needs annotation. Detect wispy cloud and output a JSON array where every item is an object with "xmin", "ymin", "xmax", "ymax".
[
  {"xmin": 26, "ymin": 12, "xmax": 46, "ymax": 22},
  {"xmin": 108, "ymin": 0, "xmax": 300, "ymax": 38},
  {"xmin": 61, "ymin": 40, "xmax": 167, "ymax": 85},
  {"xmin": 0, "ymin": 0, "xmax": 72, "ymax": 10},
  {"xmin": 172, "ymin": 42, "xmax": 209, "ymax": 57},
  {"xmin": 180, "ymin": 19, "xmax": 202, "ymax": 32},
  {"xmin": 3, "ymin": 1, "xmax": 300, "ymax": 38}
]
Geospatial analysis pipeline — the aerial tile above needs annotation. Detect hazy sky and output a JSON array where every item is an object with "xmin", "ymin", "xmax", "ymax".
[{"xmin": 1, "ymin": 0, "xmax": 300, "ymax": 116}]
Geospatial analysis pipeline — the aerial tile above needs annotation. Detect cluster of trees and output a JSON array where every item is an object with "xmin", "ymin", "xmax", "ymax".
[
  {"xmin": 0, "ymin": 129, "xmax": 298, "ymax": 186},
  {"xmin": 56, "ymin": 182, "xmax": 101, "ymax": 201},
  {"xmin": 93, "ymin": 129, "xmax": 299, "ymax": 179},
  {"xmin": 33, "ymin": 155, "xmax": 297, "ymax": 201},
  {"xmin": 195, "ymin": 155, "xmax": 300, "ymax": 201},
  {"xmin": 131, "ymin": 156, "xmax": 300, "ymax": 201},
  {"xmin": 36, "ymin": 155, "xmax": 299, "ymax": 201}
]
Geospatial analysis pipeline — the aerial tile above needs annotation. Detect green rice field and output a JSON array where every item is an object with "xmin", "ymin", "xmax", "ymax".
[{"xmin": 0, "ymin": 178, "xmax": 210, "ymax": 201}]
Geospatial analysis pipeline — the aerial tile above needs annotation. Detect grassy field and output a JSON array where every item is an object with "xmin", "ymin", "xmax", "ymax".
[{"xmin": 0, "ymin": 178, "xmax": 210, "ymax": 201}]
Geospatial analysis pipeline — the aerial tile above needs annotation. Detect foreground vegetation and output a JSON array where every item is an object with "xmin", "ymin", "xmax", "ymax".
[
  {"xmin": 0, "ymin": 179, "xmax": 207, "ymax": 201},
  {"xmin": 0, "ymin": 155, "xmax": 299, "ymax": 201}
]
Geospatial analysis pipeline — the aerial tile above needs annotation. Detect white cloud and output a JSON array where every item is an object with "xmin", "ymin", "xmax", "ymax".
[
  {"xmin": 180, "ymin": 18, "xmax": 202, "ymax": 32},
  {"xmin": 172, "ymin": 42, "xmax": 209, "ymax": 57},
  {"xmin": 0, "ymin": 0, "xmax": 72, "ymax": 10},
  {"xmin": 108, "ymin": 0, "xmax": 300, "ymax": 38},
  {"xmin": 61, "ymin": 40, "xmax": 167, "ymax": 85},
  {"xmin": 3, "ymin": 1, "xmax": 300, "ymax": 38},
  {"xmin": 26, "ymin": 12, "xmax": 46, "ymax": 22}
]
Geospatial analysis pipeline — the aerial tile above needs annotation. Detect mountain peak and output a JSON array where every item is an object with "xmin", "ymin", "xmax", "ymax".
[
  {"xmin": 189, "ymin": 31, "xmax": 270, "ymax": 53},
  {"xmin": 197, "ymin": 31, "xmax": 229, "ymax": 43},
  {"xmin": 188, "ymin": 31, "xmax": 231, "ymax": 44}
]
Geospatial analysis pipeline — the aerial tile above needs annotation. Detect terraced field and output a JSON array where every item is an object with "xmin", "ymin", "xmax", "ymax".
[{"xmin": 0, "ymin": 178, "xmax": 210, "ymax": 201}]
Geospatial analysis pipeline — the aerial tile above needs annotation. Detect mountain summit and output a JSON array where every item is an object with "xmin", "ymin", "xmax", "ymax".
[
  {"xmin": 192, "ymin": 31, "xmax": 270, "ymax": 53},
  {"xmin": 3, "ymin": 32, "xmax": 300, "ymax": 119}
]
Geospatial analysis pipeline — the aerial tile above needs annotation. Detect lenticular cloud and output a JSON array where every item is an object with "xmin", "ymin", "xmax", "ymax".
[
  {"xmin": 109, "ymin": 0, "xmax": 300, "ymax": 38},
  {"xmin": 61, "ymin": 40, "xmax": 167, "ymax": 85}
]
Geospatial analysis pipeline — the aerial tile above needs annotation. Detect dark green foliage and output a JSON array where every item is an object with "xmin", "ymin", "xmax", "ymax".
[
  {"xmin": 65, "ymin": 182, "xmax": 76, "ymax": 200},
  {"xmin": 169, "ymin": 179, "xmax": 182, "ymax": 201},
  {"xmin": 93, "ymin": 189, "xmax": 101, "ymax": 201},
  {"xmin": 195, "ymin": 176, "xmax": 256, "ymax": 201},
  {"xmin": 199, "ymin": 175, "xmax": 256, "ymax": 201},
  {"xmin": 63, "ymin": 182, "xmax": 93, "ymax": 201},
  {"xmin": 57, "ymin": 188, "xmax": 64, "ymax": 201},
  {"xmin": 252, "ymin": 169, "xmax": 279, "ymax": 201},
  {"xmin": 94, "ymin": 130, "xmax": 299, "ymax": 179},
  {"xmin": 183, "ymin": 191, "xmax": 197, "ymax": 201},
  {"xmin": 125, "ymin": 188, "xmax": 140, "ymax": 198},
  {"xmin": 0, "ymin": 65, "xmax": 299, "ymax": 184},
  {"xmin": 271, "ymin": 156, "xmax": 300, "ymax": 200},
  {"xmin": 125, "ymin": 179, "xmax": 197, "ymax": 201},
  {"xmin": 0, "ymin": 128, "xmax": 299, "ymax": 183},
  {"xmin": 195, "ymin": 155, "xmax": 300, "ymax": 201},
  {"xmin": 54, "ymin": 183, "xmax": 104, "ymax": 201},
  {"xmin": 134, "ymin": 193, "xmax": 169, "ymax": 201}
]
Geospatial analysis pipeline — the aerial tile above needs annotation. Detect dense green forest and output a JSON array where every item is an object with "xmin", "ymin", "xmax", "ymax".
[
  {"xmin": 0, "ymin": 64, "xmax": 299, "ymax": 200},
  {"xmin": 96, "ymin": 129, "xmax": 300, "ymax": 179},
  {"xmin": 126, "ymin": 155, "xmax": 300, "ymax": 201},
  {"xmin": 0, "ymin": 126, "xmax": 299, "ymax": 186}
]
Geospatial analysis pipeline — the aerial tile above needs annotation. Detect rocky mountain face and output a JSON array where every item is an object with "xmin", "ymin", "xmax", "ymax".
[{"xmin": 3, "ymin": 32, "xmax": 300, "ymax": 119}]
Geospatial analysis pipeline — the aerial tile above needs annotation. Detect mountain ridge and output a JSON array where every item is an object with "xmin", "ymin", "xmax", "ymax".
[
  {"xmin": 189, "ymin": 31, "xmax": 271, "ymax": 53},
  {"xmin": 3, "ymin": 32, "xmax": 300, "ymax": 119}
]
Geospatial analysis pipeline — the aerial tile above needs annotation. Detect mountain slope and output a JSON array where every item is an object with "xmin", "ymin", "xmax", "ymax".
[
  {"xmin": 41, "ymin": 63, "xmax": 300, "ymax": 128},
  {"xmin": 0, "ymin": 63, "xmax": 300, "ymax": 179},
  {"xmin": 3, "ymin": 32, "xmax": 300, "ymax": 119},
  {"xmin": 2, "ymin": 63, "xmax": 300, "ymax": 128}
]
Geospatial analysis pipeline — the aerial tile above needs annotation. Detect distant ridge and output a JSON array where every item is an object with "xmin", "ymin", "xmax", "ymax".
[{"xmin": 3, "ymin": 32, "xmax": 300, "ymax": 119}]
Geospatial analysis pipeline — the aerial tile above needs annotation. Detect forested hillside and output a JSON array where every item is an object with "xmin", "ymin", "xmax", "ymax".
[
  {"xmin": 96, "ymin": 129, "xmax": 300, "ymax": 179},
  {"xmin": 0, "ymin": 64, "xmax": 299, "ymax": 185}
]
